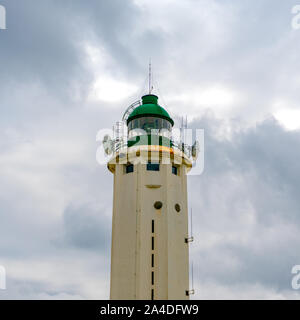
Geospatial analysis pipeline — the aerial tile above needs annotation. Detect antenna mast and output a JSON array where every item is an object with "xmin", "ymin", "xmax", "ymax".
[
  {"xmin": 191, "ymin": 208, "xmax": 193, "ymax": 237},
  {"xmin": 186, "ymin": 208, "xmax": 195, "ymax": 297},
  {"xmin": 192, "ymin": 261, "xmax": 194, "ymax": 293},
  {"xmin": 185, "ymin": 208, "xmax": 194, "ymax": 243},
  {"xmin": 149, "ymin": 59, "xmax": 153, "ymax": 94}
]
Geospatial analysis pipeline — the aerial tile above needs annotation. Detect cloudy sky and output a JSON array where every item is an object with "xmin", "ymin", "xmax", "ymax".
[{"xmin": 1, "ymin": 0, "xmax": 300, "ymax": 299}]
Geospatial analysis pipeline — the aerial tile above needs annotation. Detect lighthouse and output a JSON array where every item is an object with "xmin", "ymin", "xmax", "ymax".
[{"xmin": 105, "ymin": 92, "xmax": 196, "ymax": 300}]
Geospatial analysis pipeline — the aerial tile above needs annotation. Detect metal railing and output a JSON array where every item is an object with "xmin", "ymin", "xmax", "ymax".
[
  {"xmin": 111, "ymin": 135, "xmax": 192, "ymax": 159},
  {"xmin": 122, "ymin": 100, "xmax": 141, "ymax": 122}
]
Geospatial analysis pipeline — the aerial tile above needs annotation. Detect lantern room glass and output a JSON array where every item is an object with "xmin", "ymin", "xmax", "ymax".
[{"xmin": 128, "ymin": 117, "xmax": 172, "ymax": 138}]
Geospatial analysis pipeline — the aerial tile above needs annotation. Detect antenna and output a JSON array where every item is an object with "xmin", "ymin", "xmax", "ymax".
[
  {"xmin": 185, "ymin": 208, "xmax": 194, "ymax": 243},
  {"xmin": 191, "ymin": 208, "xmax": 193, "ymax": 238},
  {"xmin": 186, "ymin": 260, "xmax": 195, "ymax": 297},
  {"xmin": 186, "ymin": 216, "xmax": 195, "ymax": 297},
  {"xmin": 192, "ymin": 261, "xmax": 194, "ymax": 293},
  {"xmin": 148, "ymin": 59, "xmax": 153, "ymax": 94}
]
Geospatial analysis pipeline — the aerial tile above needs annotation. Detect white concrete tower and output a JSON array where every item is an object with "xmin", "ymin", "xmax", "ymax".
[{"xmin": 107, "ymin": 94, "xmax": 193, "ymax": 300}]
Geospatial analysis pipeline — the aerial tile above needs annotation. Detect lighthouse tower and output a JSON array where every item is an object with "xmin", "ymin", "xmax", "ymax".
[{"xmin": 107, "ymin": 93, "xmax": 193, "ymax": 300}]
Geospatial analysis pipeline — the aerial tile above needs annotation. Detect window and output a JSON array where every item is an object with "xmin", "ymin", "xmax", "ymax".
[
  {"xmin": 151, "ymin": 254, "xmax": 154, "ymax": 268},
  {"xmin": 172, "ymin": 166, "xmax": 178, "ymax": 175},
  {"xmin": 175, "ymin": 204, "xmax": 181, "ymax": 212},
  {"xmin": 147, "ymin": 161, "xmax": 160, "ymax": 171},
  {"xmin": 128, "ymin": 117, "xmax": 171, "ymax": 135},
  {"xmin": 152, "ymin": 220, "xmax": 154, "ymax": 233},
  {"xmin": 151, "ymin": 271, "xmax": 154, "ymax": 285},
  {"xmin": 125, "ymin": 164, "xmax": 134, "ymax": 174},
  {"xmin": 154, "ymin": 201, "xmax": 163, "ymax": 210},
  {"xmin": 152, "ymin": 236, "xmax": 154, "ymax": 250}
]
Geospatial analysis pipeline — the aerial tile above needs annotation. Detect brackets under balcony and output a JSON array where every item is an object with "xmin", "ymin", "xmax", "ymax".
[
  {"xmin": 185, "ymin": 289, "xmax": 195, "ymax": 296},
  {"xmin": 185, "ymin": 236, "xmax": 194, "ymax": 243}
]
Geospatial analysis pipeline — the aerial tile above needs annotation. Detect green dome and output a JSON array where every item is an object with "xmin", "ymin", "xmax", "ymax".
[{"xmin": 127, "ymin": 94, "xmax": 174, "ymax": 126}]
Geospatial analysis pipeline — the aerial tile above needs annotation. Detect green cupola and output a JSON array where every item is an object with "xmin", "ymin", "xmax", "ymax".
[
  {"xmin": 126, "ymin": 94, "xmax": 174, "ymax": 149},
  {"xmin": 127, "ymin": 94, "xmax": 174, "ymax": 126}
]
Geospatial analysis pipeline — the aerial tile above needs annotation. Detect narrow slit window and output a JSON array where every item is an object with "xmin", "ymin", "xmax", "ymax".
[
  {"xmin": 152, "ymin": 236, "xmax": 154, "ymax": 250},
  {"xmin": 152, "ymin": 254, "xmax": 154, "ymax": 268},
  {"xmin": 151, "ymin": 289, "xmax": 154, "ymax": 300},
  {"xmin": 152, "ymin": 220, "xmax": 154, "ymax": 233},
  {"xmin": 151, "ymin": 271, "xmax": 154, "ymax": 285},
  {"xmin": 172, "ymin": 165, "xmax": 178, "ymax": 175}
]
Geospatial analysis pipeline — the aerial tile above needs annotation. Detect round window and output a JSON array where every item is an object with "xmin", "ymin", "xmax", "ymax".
[
  {"xmin": 175, "ymin": 204, "xmax": 181, "ymax": 212},
  {"xmin": 154, "ymin": 201, "xmax": 163, "ymax": 210}
]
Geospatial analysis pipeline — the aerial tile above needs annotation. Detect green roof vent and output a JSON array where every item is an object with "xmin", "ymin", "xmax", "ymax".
[{"xmin": 141, "ymin": 94, "xmax": 158, "ymax": 105}]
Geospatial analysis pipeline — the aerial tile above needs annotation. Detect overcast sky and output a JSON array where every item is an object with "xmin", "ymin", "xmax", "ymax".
[{"xmin": 1, "ymin": 0, "xmax": 300, "ymax": 299}]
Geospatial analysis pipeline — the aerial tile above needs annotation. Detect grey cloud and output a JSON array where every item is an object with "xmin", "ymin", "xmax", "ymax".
[
  {"xmin": 189, "ymin": 115, "xmax": 300, "ymax": 296},
  {"xmin": 0, "ymin": 0, "xmax": 144, "ymax": 101},
  {"xmin": 62, "ymin": 203, "xmax": 111, "ymax": 250},
  {"xmin": 0, "ymin": 1, "xmax": 89, "ymax": 97},
  {"xmin": 0, "ymin": 278, "xmax": 82, "ymax": 300}
]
